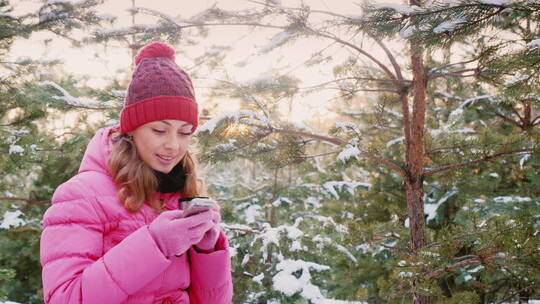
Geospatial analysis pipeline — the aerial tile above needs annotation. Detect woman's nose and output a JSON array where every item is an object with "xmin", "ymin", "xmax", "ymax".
[{"xmin": 164, "ymin": 134, "xmax": 180, "ymax": 150}]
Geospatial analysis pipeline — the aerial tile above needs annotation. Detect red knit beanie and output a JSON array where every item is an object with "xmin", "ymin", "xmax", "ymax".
[{"xmin": 119, "ymin": 42, "xmax": 198, "ymax": 134}]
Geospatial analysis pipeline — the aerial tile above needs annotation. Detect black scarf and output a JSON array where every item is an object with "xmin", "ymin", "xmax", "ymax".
[{"xmin": 153, "ymin": 162, "xmax": 186, "ymax": 193}]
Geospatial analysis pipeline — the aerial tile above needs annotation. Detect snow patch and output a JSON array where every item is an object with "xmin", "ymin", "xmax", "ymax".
[
  {"xmin": 386, "ymin": 136, "xmax": 404, "ymax": 147},
  {"xmin": 9, "ymin": 145, "xmax": 24, "ymax": 154},
  {"xmin": 425, "ymin": 188, "xmax": 458, "ymax": 222},
  {"xmin": 505, "ymin": 73, "xmax": 529, "ymax": 86},
  {"xmin": 372, "ymin": 3, "xmax": 420, "ymax": 14},
  {"xmin": 243, "ymin": 204, "xmax": 263, "ymax": 224},
  {"xmin": 400, "ymin": 25, "xmax": 415, "ymax": 38},
  {"xmin": 253, "ymin": 273, "xmax": 264, "ymax": 284},
  {"xmin": 528, "ymin": 38, "xmax": 540, "ymax": 48},
  {"xmin": 0, "ymin": 210, "xmax": 25, "ymax": 229},
  {"xmin": 272, "ymin": 259, "xmax": 330, "ymax": 302},
  {"xmin": 520, "ymin": 153, "xmax": 530, "ymax": 169},
  {"xmin": 272, "ymin": 197, "xmax": 293, "ymax": 207},
  {"xmin": 477, "ymin": 0, "xmax": 512, "ymax": 5},
  {"xmin": 433, "ymin": 18, "xmax": 466, "ymax": 34},
  {"xmin": 42, "ymin": 81, "xmax": 114, "ymax": 108},
  {"xmin": 338, "ymin": 145, "xmax": 360, "ymax": 163},
  {"xmin": 493, "ymin": 196, "xmax": 532, "ymax": 203},
  {"xmin": 198, "ymin": 110, "xmax": 270, "ymax": 134},
  {"xmin": 323, "ymin": 181, "xmax": 370, "ymax": 199},
  {"xmin": 260, "ymin": 29, "xmax": 300, "ymax": 53}
]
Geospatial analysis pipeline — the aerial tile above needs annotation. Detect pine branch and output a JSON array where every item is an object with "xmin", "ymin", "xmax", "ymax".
[
  {"xmin": 312, "ymin": 29, "xmax": 398, "ymax": 83},
  {"xmin": 494, "ymin": 110, "xmax": 522, "ymax": 128},
  {"xmin": 171, "ymin": 21, "xmax": 286, "ymax": 32},
  {"xmin": 426, "ymin": 144, "xmax": 474, "ymax": 155},
  {"xmin": 373, "ymin": 37, "xmax": 405, "ymax": 82},
  {"xmin": 247, "ymin": 0, "xmax": 349, "ymax": 20},
  {"xmin": 424, "ymin": 148, "xmax": 536, "ymax": 176},
  {"xmin": 194, "ymin": 6, "xmax": 396, "ymax": 82},
  {"xmin": 362, "ymin": 151, "xmax": 406, "ymax": 178},
  {"xmin": 272, "ymin": 127, "xmax": 343, "ymax": 145},
  {"xmin": 425, "ymin": 253, "xmax": 510, "ymax": 279},
  {"xmin": 297, "ymin": 77, "xmax": 406, "ymax": 90},
  {"xmin": 380, "ymin": 244, "xmax": 410, "ymax": 254},
  {"xmin": 300, "ymin": 151, "xmax": 340, "ymax": 159},
  {"xmin": 368, "ymin": 3, "xmax": 508, "ymax": 23},
  {"xmin": 0, "ymin": 197, "xmax": 50, "ymax": 205},
  {"xmin": 495, "ymin": 284, "xmax": 537, "ymax": 304},
  {"xmin": 431, "ymin": 58, "xmax": 478, "ymax": 72},
  {"xmin": 334, "ymin": 88, "xmax": 400, "ymax": 93},
  {"xmin": 129, "ymin": 7, "xmax": 181, "ymax": 27},
  {"xmin": 429, "ymin": 68, "xmax": 479, "ymax": 79},
  {"xmin": 221, "ymin": 224, "xmax": 260, "ymax": 233},
  {"xmin": 427, "ymin": 247, "xmax": 539, "ymax": 280},
  {"xmin": 509, "ymin": 104, "xmax": 524, "ymax": 122},
  {"xmin": 531, "ymin": 115, "xmax": 540, "ymax": 126},
  {"xmin": 246, "ymin": 94, "xmax": 271, "ymax": 122},
  {"xmin": 237, "ymin": 124, "xmax": 406, "ymax": 175},
  {"xmin": 96, "ymin": 8, "xmax": 401, "ymax": 86},
  {"xmin": 1, "ymin": 1, "xmax": 100, "ymax": 40}
]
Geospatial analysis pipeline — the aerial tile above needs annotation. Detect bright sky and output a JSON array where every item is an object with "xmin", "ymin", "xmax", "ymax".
[{"xmin": 9, "ymin": 0, "xmax": 402, "ymax": 126}]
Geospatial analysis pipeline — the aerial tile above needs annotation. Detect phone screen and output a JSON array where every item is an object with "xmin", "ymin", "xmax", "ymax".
[{"xmin": 179, "ymin": 197, "xmax": 217, "ymax": 217}]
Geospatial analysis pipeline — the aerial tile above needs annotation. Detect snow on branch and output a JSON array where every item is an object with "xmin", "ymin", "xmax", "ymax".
[
  {"xmin": 433, "ymin": 18, "xmax": 467, "ymax": 34},
  {"xmin": 93, "ymin": 24, "xmax": 170, "ymax": 38},
  {"xmin": 198, "ymin": 110, "xmax": 271, "ymax": 134},
  {"xmin": 527, "ymin": 38, "xmax": 540, "ymax": 48},
  {"xmin": 272, "ymin": 259, "xmax": 330, "ymax": 302},
  {"xmin": 322, "ymin": 180, "xmax": 370, "ymax": 199},
  {"xmin": 41, "ymin": 81, "xmax": 116, "ymax": 109},
  {"xmin": 128, "ymin": 7, "xmax": 179, "ymax": 25},
  {"xmin": 36, "ymin": 0, "xmax": 98, "ymax": 23},
  {"xmin": 253, "ymin": 222, "xmax": 305, "ymax": 260},
  {"xmin": 371, "ymin": 3, "xmax": 422, "ymax": 15},
  {"xmin": 312, "ymin": 232, "xmax": 358, "ymax": 263},
  {"xmin": 0, "ymin": 210, "xmax": 26, "ymax": 229},
  {"xmin": 424, "ymin": 148, "xmax": 536, "ymax": 176},
  {"xmin": 259, "ymin": 27, "xmax": 302, "ymax": 53},
  {"xmin": 476, "ymin": 0, "xmax": 512, "ymax": 6},
  {"xmin": 425, "ymin": 188, "xmax": 458, "ymax": 222}
]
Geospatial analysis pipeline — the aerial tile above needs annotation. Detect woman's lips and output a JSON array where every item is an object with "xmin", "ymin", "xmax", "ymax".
[{"xmin": 156, "ymin": 154, "xmax": 177, "ymax": 165}]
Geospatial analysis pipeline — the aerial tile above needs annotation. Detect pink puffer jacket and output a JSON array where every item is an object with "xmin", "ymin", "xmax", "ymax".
[{"xmin": 40, "ymin": 125, "xmax": 233, "ymax": 304}]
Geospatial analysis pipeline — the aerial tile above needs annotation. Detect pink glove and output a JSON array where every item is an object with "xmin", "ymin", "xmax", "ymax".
[
  {"xmin": 194, "ymin": 209, "xmax": 221, "ymax": 252},
  {"xmin": 148, "ymin": 210, "xmax": 216, "ymax": 258}
]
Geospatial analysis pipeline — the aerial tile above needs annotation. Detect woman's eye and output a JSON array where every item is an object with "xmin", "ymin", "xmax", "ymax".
[
  {"xmin": 152, "ymin": 129, "xmax": 165, "ymax": 134},
  {"xmin": 180, "ymin": 132, "xmax": 191, "ymax": 136}
]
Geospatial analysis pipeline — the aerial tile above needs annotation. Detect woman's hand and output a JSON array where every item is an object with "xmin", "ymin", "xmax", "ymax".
[
  {"xmin": 148, "ymin": 210, "xmax": 217, "ymax": 258},
  {"xmin": 194, "ymin": 209, "xmax": 221, "ymax": 253}
]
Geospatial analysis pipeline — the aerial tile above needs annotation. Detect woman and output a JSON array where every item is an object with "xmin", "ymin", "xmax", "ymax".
[{"xmin": 40, "ymin": 42, "xmax": 233, "ymax": 304}]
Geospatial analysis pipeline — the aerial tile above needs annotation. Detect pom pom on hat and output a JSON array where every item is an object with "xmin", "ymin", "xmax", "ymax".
[
  {"xmin": 134, "ymin": 42, "xmax": 176, "ymax": 65},
  {"xmin": 120, "ymin": 42, "xmax": 198, "ymax": 134}
]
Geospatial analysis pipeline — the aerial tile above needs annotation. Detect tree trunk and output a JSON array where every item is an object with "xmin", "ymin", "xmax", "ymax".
[
  {"xmin": 408, "ymin": 0, "xmax": 429, "ymax": 299},
  {"xmin": 409, "ymin": 44, "xmax": 427, "ymax": 254},
  {"xmin": 524, "ymin": 101, "xmax": 532, "ymax": 130}
]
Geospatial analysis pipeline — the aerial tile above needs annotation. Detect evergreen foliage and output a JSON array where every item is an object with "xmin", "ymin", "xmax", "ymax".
[
  {"xmin": 0, "ymin": 1, "xmax": 114, "ymax": 302},
  {"xmin": 1, "ymin": 0, "xmax": 540, "ymax": 303}
]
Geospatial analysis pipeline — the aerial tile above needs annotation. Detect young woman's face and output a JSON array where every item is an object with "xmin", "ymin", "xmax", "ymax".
[{"xmin": 130, "ymin": 120, "xmax": 192, "ymax": 173}]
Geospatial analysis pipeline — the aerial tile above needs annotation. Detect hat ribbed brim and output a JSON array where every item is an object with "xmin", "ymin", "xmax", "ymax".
[{"xmin": 119, "ymin": 96, "xmax": 199, "ymax": 134}]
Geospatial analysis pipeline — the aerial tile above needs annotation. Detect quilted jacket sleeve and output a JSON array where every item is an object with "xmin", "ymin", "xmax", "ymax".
[
  {"xmin": 40, "ymin": 180, "xmax": 171, "ymax": 304},
  {"xmin": 188, "ymin": 230, "xmax": 233, "ymax": 304}
]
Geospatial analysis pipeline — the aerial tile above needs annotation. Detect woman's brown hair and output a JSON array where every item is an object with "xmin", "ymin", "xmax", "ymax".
[{"xmin": 106, "ymin": 131, "xmax": 206, "ymax": 213}]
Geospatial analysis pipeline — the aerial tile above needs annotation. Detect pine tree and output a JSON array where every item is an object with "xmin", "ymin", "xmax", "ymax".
[
  {"xmin": 0, "ymin": 1, "xmax": 114, "ymax": 302},
  {"xmin": 2, "ymin": 0, "xmax": 540, "ymax": 303},
  {"xmin": 189, "ymin": 1, "xmax": 540, "ymax": 302}
]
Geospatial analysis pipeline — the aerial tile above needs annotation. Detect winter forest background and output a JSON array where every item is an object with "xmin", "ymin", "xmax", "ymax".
[{"xmin": 1, "ymin": 0, "xmax": 539, "ymax": 303}]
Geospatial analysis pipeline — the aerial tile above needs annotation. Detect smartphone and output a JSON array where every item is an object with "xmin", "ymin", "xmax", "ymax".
[{"xmin": 179, "ymin": 197, "xmax": 218, "ymax": 217}]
